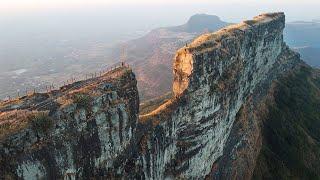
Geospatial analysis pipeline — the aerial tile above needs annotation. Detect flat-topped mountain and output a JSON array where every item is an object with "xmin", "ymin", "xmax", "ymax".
[
  {"xmin": 168, "ymin": 14, "xmax": 229, "ymax": 33},
  {"xmin": 1, "ymin": 12, "xmax": 320, "ymax": 179}
]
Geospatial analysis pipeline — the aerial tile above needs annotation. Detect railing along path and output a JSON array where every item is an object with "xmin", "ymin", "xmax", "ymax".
[{"xmin": 0, "ymin": 62, "xmax": 130, "ymax": 115}]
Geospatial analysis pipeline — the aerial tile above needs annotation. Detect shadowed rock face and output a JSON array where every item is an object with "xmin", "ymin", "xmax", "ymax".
[{"xmin": 1, "ymin": 13, "xmax": 320, "ymax": 179}]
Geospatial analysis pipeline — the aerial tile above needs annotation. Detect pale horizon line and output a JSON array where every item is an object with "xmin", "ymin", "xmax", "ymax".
[{"xmin": 1, "ymin": 0, "xmax": 319, "ymax": 15}]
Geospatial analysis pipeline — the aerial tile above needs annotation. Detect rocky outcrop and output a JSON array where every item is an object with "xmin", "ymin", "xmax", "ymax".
[
  {"xmin": 0, "ymin": 67, "xmax": 139, "ymax": 179},
  {"xmin": 138, "ymin": 12, "xmax": 303, "ymax": 179}
]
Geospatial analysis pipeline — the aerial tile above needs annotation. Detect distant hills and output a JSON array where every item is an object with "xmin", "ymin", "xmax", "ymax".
[{"xmin": 167, "ymin": 14, "xmax": 230, "ymax": 33}]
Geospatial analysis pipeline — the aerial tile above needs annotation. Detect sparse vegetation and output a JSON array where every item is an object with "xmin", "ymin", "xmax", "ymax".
[
  {"xmin": 0, "ymin": 111, "xmax": 29, "ymax": 129},
  {"xmin": 139, "ymin": 92, "xmax": 172, "ymax": 115},
  {"xmin": 253, "ymin": 66, "xmax": 320, "ymax": 179},
  {"xmin": 0, "ymin": 110, "xmax": 51, "ymax": 139},
  {"xmin": 244, "ymin": 20, "xmax": 257, "ymax": 25},
  {"xmin": 73, "ymin": 93, "xmax": 92, "ymax": 110},
  {"xmin": 139, "ymin": 94, "xmax": 179, "ymax": 126},
  {"xmin": 28, "ymin": 112, "xmax": 53, "ymax": 134}
]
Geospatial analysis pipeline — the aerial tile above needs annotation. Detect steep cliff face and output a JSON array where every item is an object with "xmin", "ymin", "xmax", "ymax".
[
  {"xmin": 138, "ymin": 13, "xmax": 307, "ymax": 179},
  {"xmin": 1, "ymin": 12, "xmax": 320, "ymax": 179},
  {"xmin": 0, "ymin": 67, "xmax": 139, "ymax": 179}
]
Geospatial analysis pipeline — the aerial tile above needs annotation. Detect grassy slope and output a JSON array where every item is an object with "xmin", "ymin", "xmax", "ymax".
[
  {"xmin": 139, "ymin": 92, "xmax": 172, "ymax": 115},
  {"xmin": 253, "ymin": 66, "xmax": 320, "ymax": 179}
]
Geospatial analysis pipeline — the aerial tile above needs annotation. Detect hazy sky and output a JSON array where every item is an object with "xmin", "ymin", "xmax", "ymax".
[
  {"xmin": 1, "ymin": 0, "xmax": 320, "ymax": 22},
  {"xmin": 2, "ymin": 0, "xmax": 320, "ymax": 12},
  {"xmin": 0, "ymin": 0, "xmax": 319, "ymax": 46}
]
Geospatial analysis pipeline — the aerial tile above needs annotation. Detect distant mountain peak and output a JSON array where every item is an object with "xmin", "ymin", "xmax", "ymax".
[
  {"xmin": 168, "ymin": 14, "xmax": 229, "ymax": 33},
  {"xmin": 187, "ymin": 13, "xmax": 222, "ymax": 25}
]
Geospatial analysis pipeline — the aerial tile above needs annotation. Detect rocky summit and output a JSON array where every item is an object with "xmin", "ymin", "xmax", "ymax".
[{"xmin": 1, "ymin": 12, "xmax": 320, "ymax": 179}]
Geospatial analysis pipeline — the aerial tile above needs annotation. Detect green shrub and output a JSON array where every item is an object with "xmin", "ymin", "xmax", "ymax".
[
  {"xmin": 73, "ymin": 94, "xmax": 92, "ymax": 109},
  {"xmin": 28, "ymin": 112, "xmax": 53, "ymax": 134}
]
